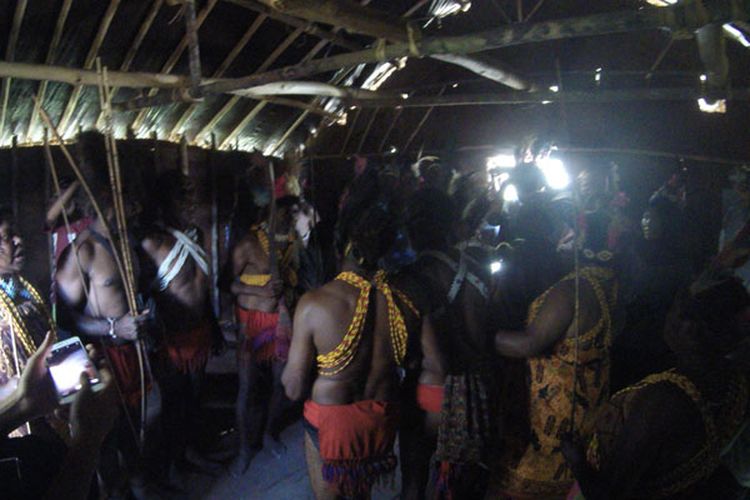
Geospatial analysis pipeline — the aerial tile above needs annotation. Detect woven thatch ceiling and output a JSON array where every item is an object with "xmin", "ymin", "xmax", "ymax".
[{"xmin": 0, "ymin": 0, "xmax": 748, "ymax": 156}]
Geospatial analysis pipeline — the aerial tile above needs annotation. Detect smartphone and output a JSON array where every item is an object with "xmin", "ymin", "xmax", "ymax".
[{"xmin": 46, "ymin": 337, "xmax": 103, "ymax": 404}]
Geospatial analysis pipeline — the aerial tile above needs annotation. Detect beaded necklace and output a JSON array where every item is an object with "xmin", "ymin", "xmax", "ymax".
[
  {"xmin": 0, "ymin": 276, "xmax": 53, "ymax": 359},
  {"xmin": 317, "ymin": 270, "xmax": 417, "ymax": 375}
]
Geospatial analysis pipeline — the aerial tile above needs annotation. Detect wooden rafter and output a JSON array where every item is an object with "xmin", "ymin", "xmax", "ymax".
[
  {"xmin": 95, "ymin": 0, "xmax": 163, "ymax": 128},
  {"xmin": 203, "ymin": 26, "xmax": 304, "ymax": 147},
  {"xmin": 57, "ymin": 0, "xmax": 121, "ymax": 137},
  {"xmin": 356, "ymin": 107, "xmax": 379, "ymax": 153},
  {"xmin": 402, "ymin": 86, "xmax": 446, "ymax": 152},
  {"xmin": 223, "ymin": 0, "xmax": 360, "ymax": 51},
  {"xmin": 131, "ymin": 0, "xmax": 219, "ymax": 134},
  {"xmin": 339, "ymin": 107, "xmax": 361, "ymax": 156},
  {"xmin": 168, "ymin": 12, "xmax": 268, "ymax": 141},
  {"xmin": 202, "ymin": 0, "xmax": 749, "ymax": 97},
  {"xmin": 378, "ymin": 106, "xmax": 402, "ymax": 153},
  {"xmin": 26, "ymin": 0, "xmax": 73, "ymax": 141},
  {"xmin": 0, "ymin": 0, "xmax": 28, "ymax": 145}
]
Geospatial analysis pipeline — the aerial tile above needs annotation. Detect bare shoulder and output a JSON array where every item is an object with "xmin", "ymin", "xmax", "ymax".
[
  {"xmin": 297, "ymin": 281, "xmax": 352, "ymax": 318},
  {"xmin": 63, "ymin": 232, "xmax": 95, "ymax": 265}
]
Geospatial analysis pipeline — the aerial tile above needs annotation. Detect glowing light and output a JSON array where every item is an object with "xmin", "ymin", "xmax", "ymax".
[
  {"xmin": 486, "ymin": 154, "xmax": 517, "ymax": 169},
  {"xmin": 700, "ymin": 74, "xmax": 708, "ymax": 82},
  {"xmin": 538, "ymin": 158, "xmax": 570, "ymax": 190},
  {"xmin": 724, "ymin": 24, "xmax": 750, "ymax": 48},
  {"xmin": 542, "ymin": 100, "xmax": 553, "ymax": 104},
  {"xmin": 430, "ymin": 0, "xmax": 472, "ymax": 18},
  {"xmin": 549, "ymin": 85, "xmax": 560, "ymax": 93},
  {"xmin": 493, "ymin": 172, "xmax": 510, "ymax": 192},
  {"xmin": 388, "ymin": 145, "xmax": 398, "ymax": 154},
  {"xmin": 697, "ymin": 98, "xmax": 727, "ymax": 114},
  {"xmin": 503, "ymin": 184, "xmax": 519, "ymax": 203},
  {"xmin": 452, "ymin": 83, "xmax": 459, "ymax": 88},
  {"xmin": 490, "ymin": 260, "xmax": 503, "ymax": 274},
  {"xmin": 401, "ymin": 93, "xmax": 409, "ymax": 99},
  {"xmin": 310, "ymin": 127, "xmax": 318, "ymax": 135},
  {"xmin": 349, "ymin": 105, "xmax": 358, "ymax": 110},
  {"xmin": 646, "ymin": 0, "xmax": 676, "ymax": 6}
]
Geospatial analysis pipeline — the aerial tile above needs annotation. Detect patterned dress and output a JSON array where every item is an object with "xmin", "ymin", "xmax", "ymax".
[
  {"xmin": 496, "ymin": 266, "xmax": 618, "ymax": 498},
  {"xmin": 0, "ymin": 276, "xmax": 54, "ymax": 436}
]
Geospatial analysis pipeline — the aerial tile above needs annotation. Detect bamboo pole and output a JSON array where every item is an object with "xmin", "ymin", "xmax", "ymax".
[
  {"xmin": 57, "ymin": 0, "xmax": 121, "ymax": 137},
  {"xmin": 0, "ymin": 0, "xmax": 28, "ymax": 146},
  {"xmin": 402, "ymin": 86, "xmax": 446, "ymax": 152},
  {"xmin": 339, "ymin": 107, "xmax": 361, "ymax": 156},
  {"xmin": 184, "ymin": 0, "xmax": 203, "ymax": 95},
  {"xmin": 26, "ymin": 0, "xmax": 73, "ymax": 141},
  {"xmin": 356, "ymin": 108, "xmax": 379, "ymax": 154}
]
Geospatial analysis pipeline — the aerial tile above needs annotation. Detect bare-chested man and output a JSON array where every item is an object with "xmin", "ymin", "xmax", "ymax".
[
  {"xmin": 140, "ymin": 170, "xmax": 222, "ymax": 478},
  {"xmin": 399, "ymin": 188, "xmax": 495, "ymax": 499},
  {"xmin": 224, "ymin": 177, "xmax": 301, "ymax": 476},
  {"xmin": 282, "ymin": 167, "xmax": 420, "ymax": 499},
  {"xmin": 55, "ymin": 153, "xmax": 152, "ymax": 496}
]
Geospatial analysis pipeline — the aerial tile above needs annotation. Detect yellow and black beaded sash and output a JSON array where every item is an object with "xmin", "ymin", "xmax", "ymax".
[{"xmin": 316, "ymin": 270, "xmax": 417, "ymax": 376}]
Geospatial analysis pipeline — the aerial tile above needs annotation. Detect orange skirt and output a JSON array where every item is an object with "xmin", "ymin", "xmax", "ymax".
[
  {"xmin": 235, "ymin": 306, "xmax": 280, "ymax": 363},
  {"xmin": 163, "ymin": 321, "xmax": 213, "ymax": 373},
  {"xmin": 417, "ymin": 383, "xmax": 444, "ymax": 414}
]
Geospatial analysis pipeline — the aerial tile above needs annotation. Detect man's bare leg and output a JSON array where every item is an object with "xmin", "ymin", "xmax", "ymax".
[
  {"xmin": 267, "ymin": 360, "xmax": 290, "ymax": 456},
  {"xmin": 304, "ymin": 431, "xmax": 339, "ymax": 500},
  {"xmin": 230, "ymin": 347, "xmax": 264, "ymax": 476}
]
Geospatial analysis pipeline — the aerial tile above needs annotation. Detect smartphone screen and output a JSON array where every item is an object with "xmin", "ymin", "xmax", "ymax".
[{"xmin": 47, "ymin": 338, "xmax": 101, "ymax": 403}]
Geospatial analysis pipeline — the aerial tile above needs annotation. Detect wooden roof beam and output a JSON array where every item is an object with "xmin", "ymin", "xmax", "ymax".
[
  {"xmin": 131, "ymin": 0, "xmax": 219, "ymax": 134},
  {"xmin": 202, "ymin": 0, "xmax": 750, "ymax": 97},
  {"xmin": 253, "ymin": 0, "xmax": 536, "ymax": 91},
  {"xmin": 0, "ymin": 0, "xmax": 28, "ymax": 145},
  {"xmin": 57, "ymin": 0, "xmax": 121, "ymax": 138},
  {"xmin": 26, "ymin": 0, "xmax": 73, "ymax": 142},
  {"xmin": 200, "ymin": 26, "xmax": 304, "ymax": 146},
  {"xmin": 167, "ymin": 12, "xmax": 268, "ymax": 141},
  {"xmin": 223, "ymin": 0, "xmax": 361, "ymax": 51},
  {"xmin": 94, "ymin": 0, "xmax": 163, "ymax": 129}
]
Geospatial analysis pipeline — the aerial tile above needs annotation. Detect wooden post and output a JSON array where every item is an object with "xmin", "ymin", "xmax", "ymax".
[
  {"xmin": 180, "ymin": 135, "xmax": 190, "ymax": 176},
  {"xmin": 184, "ymin": 0, "xmax": 203, "ymax": 96},
  {"xmin": 209, "ymin": 133, "xmax": 220, "ymax": 318},
  {"xmin": 10, "ymin": 135, "xmax": 19, "ymax": 220}
]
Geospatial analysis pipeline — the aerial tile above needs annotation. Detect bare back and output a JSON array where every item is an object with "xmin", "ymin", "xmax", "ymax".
[{"xmin": 309, "ymin": 280, "xmax": 400, "ymax": 405}]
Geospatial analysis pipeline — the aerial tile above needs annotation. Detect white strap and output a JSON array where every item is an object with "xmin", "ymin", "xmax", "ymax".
[
  {"xmin": 156, "ymin": 228, "xmax": 209, "ymax": 291},
  {"xmin": 420, "ymin": 250, "xmax": 490, "ymax": 302}
]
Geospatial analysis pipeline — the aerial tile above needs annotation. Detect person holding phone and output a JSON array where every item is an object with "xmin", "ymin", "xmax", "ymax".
[
  {"xmin": 0, "ymin": 208, "xmax": 56, "ymax": 437},
  {"xmin": 0, "ymin": 330, "xmax": 118, "ymax": 499}
]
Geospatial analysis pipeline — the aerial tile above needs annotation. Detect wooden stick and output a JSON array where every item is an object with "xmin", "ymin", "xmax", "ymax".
[
  {"xmin": 58, "ymin": 0, "xmax": 121, "ymax": 137},
  {"xmin": 339, "ymin": 107, "xmax": 361, "ymax": 156},
  {"xmin": 184, "ymin": 0, "xmax": 203, "ymax": 95},
  {"xmin": 356, "ymin": 108, "xmax": 379, "ymax": 154},
  {"xmin": 645, "ymin": 36, "xmax": 675, "ymax": 80},
  {"xmin": 0, "ymin": 0, "xmax": 28, "ymax": 145},
  {"xmin": 378, "ymin": 107, "xmax": 402, "ymax": 153},
  {"xmin": 402, "ymin": 86, "xmax": 445, "ymax": 152}
]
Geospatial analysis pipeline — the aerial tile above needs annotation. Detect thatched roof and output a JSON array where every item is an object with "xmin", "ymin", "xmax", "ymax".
[{"xmin": 0, "ymin": 0, "xmax": 748, "ymax": 158}]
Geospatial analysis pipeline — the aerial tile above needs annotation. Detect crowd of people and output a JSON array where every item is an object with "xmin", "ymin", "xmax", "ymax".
[{"xmin": 1, "ymin": 130, "xmax": 750, "ymax": 499}]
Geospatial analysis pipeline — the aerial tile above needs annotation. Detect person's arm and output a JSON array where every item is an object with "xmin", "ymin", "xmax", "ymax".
[
  {"xmin": 46, "ymin": 180, "xmax": 79, "ymax": 228},
  {"xmin": 56, "ymin": 242, "xmax": 145, "ymax": 341},
  {"xmin": 43, "ymin": 368, "xmax": 118, "ymax": 500},
  {"xmin": 281, "ymin": 293, "xmax": 317, "ymax": 401},
  {"xmin": 494, "ymin": 283, "xmax": 574, "ymax": 358},
  {"xmin": 0, "ymin": 332, "xmax": 58, "ymax": 437}
]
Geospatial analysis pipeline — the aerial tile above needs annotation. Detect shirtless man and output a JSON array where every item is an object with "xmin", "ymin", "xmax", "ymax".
[
  {"xmin": 282, "ymin": 167, "xmax": 420, "ymax": 499},
  {"xmin": 225, "ymin": 185, "xmax": 301, "ymax": 476},
  {"xmin": 140, "ymin": 170, "xmax": 221, "ymax": 478},
  {"xmin": 55, "ymin": 169, "xmax": 151, "ymax": 496},
  {"xmin": 399, "ymin": 188, "xmax": 495, "ymax": 499}
]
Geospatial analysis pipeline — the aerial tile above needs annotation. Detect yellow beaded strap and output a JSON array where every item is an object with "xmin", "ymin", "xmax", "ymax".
[
  {"xmin": 317, "ymin": 272, "xmax": 372, "ymax": 375},
  {"xmin": 374, "ymin": 271, "xmax": 412, "ymax": 366},
  {"xmin": 0, "ymin": 276, "xmax": 53, "ymax": 358}
]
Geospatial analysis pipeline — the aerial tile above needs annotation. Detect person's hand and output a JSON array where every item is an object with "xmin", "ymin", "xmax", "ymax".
[
  {"xmin": 114, "ymin": 310, "xmax": 150, "ymax": 341},
  {"xmin": 17, "ymin": 331, "xmax": 59, "ymax": 419},
  {"xmin": 69, "ymin": 367, "xmax": 118, "ymax": 450},
  {"xmin": 262, "ymin": 279, "xmax": 283, "ymax": 299}
]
